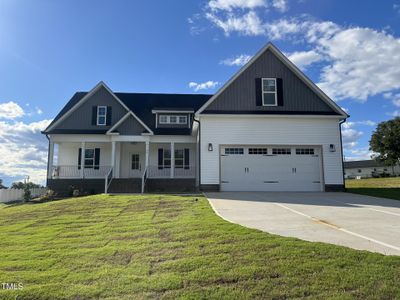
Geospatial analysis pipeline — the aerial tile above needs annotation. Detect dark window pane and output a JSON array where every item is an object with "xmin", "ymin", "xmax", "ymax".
[
  {"xmin": 85, "ymin": 149, "xmax": 94, "ymax": 158},
  {"xmin": 263, "ymin": 93, "xmax": 276, "ymax": 105},
  {"xmin": 263, "ymin": 79, "xmax": 276, "ymax": 92}
]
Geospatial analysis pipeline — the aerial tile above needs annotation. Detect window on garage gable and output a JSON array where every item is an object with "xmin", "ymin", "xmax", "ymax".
[{"xmin": 262, "ymin": 78, "xmax": 277, "ymax": 106}]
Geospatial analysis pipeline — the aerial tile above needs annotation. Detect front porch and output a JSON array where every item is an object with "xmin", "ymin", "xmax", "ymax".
[{"xmin": 47, "ymin": 138, "xmax": 197, "ymax": 193}]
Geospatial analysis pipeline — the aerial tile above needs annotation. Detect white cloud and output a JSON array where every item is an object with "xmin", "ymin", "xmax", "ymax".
[
  {"xmin": 189, "ymin": 81, "xmax": 220, "ymax": 91},
  {"xmin": 208, "ymin": 0, "xmax": 267, "ymax": 11},
  {"xmin": 271, "ymin": 0, "xmax": 288, "ymax": 12},
  {"xmin": 344, "ymin": 120, "xmax": 376, "ymax": 127},
  {"xmin": 344, "ymin": 147, "xmax": 373, "ymax": 161},
  {"xmin": 383, "ymin": 92, "xmax": 400, "ymax": 107},
  {"xmin": 0, "ymin": 101, "xmax": 25, "ymax": 119},
  {"xmin": 201, "ymin": 9, "xmax": 400, "ymax": 103},
  {"xmin": 394, "ymin": 3, "xmax": 400, "ymax": 14},
  {"xmin": 206, "ymin": 11, "xmax": 266, "ymax": 36},
  {"xmin": 390, "ymin": 110, "xmax": 400, "ymax": 117},
  {"xmin": 342, "ymin": 127, "xmax": 363, "ymax": 149},
  {"xmin": 341, "ymin": 121, "xmax": 364, "ymax": 149},
  {"xmin": 287, "ymin": 50, "xmax": 322, "ymax": 70},
  {"xmin": 220, "ymin": 54, "xmax": 252, "ymax": 66},
  {"xmin": 0, "ymin": 119, "xmax": 52, "ymax": 185},
  {"xmin": 36, "ymin": 107, "xmax": 43, "ymax": 115}
]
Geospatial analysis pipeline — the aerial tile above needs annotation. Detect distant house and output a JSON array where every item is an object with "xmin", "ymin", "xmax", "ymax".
[{"xmin": 344, "ymin": 160, "xmax": 400, "ymax": 179}]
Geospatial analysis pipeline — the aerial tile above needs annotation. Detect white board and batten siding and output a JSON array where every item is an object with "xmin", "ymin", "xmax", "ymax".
[{"xmin": 199, "ymin": 116, "xmax": 344, "ymax": 190}]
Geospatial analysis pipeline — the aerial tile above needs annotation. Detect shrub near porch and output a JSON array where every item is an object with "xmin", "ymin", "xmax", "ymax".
[{"xmin": 0, "ymin": 195, "xmax": 399, "ymax": 299}]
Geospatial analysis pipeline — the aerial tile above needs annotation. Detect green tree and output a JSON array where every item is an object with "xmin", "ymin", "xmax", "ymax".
[
  {"xmin": 11, "ymin": 181, "xmax": 42, "ymax": 189},
  {"xmin": 0, "ymin": 179, "xmax": 7, "ymax": 189},
  {"xmin": 370, "ymin": 117, "xmax": 400, "ymax": 166}
]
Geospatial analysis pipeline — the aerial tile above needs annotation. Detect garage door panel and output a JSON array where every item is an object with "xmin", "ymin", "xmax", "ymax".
[{"xmin": 220, "ymin": 146, "xmax": 322, "ymax": 192}]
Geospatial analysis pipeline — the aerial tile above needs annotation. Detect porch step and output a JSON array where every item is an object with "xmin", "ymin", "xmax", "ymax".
[{"xmin": 108, "ymin": 179, "xmax": 141, "ymax": 193}]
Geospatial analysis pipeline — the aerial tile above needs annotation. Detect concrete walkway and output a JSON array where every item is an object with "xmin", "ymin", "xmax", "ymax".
[{"xmin": 207, "ymin": 192, "xmax": 400, "ymax": 256}]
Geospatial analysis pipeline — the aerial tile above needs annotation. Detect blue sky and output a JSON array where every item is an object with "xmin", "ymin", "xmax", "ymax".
[{"xmin": 0, "ymin": 0, "xmax": 400, "ymax": 186}]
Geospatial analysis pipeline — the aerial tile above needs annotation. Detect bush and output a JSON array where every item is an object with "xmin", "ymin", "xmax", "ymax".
[
  {"xmin": 36, "ymin": 190, "xmax": 57, "ymax": 202},
  {"xmin": 23, "ymin": 187, "xmax": 31, "ymax": 202}
]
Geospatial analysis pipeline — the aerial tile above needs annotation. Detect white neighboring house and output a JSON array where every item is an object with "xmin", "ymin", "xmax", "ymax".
[
  {"xmin": 42, "ymin": 43, "xmax": 348, "ymax": 194},
  {"xmin": 344, "ymin": 160, "xmax": 400, "ymax": 179}
]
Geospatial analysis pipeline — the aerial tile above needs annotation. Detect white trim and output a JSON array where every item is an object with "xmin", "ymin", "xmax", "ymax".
[
  {"xmin": 198, "ymin": 114, "xmax": 344, "ymax": 119},
  {"xmin": 152, "ymin": 109, "xmax": 194, "ymax": 114},
  {"xmin": 106, "ymin": 112, "xmax": 130, "ymax": 134},
  {"xmin": 45, "ymin": 81, "xmax": 154, "ymax": 135},
  {"xmin": 158, "ymin": 114, "xmax": 188, "ymax": 125},
  {"xmin": 195, "ymin": 43, "xmax": 348, "ymax": 118},
  {"xmin": 261, "ymin": 78, "xmax": 277, "ymax": 106},
  {"xmin": 97, "ymin": 106, "xmax": 107, "ymax": 126}
]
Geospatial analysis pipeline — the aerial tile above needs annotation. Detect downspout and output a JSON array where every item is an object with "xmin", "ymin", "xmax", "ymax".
[
  {"xmin": 193, "ymin": 117, "xmax": 201, "ymax": 192},
  {"xmin": 339, "ymin": 118, "xmax": 347, "ymax": 192}
]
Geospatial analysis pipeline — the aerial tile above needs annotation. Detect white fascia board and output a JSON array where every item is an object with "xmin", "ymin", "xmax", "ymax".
[
  {"xmin": 198, "ymin": 114, "xmax": 345, "ymax": 120},
  {"xmin": 149, "ymin": 135, "xmax": 197, "ymax": 143},
  {"xmin": 51, "ymin": 134, "xmax": 112, "ymax": 143},
  {"xmin": 195, "ymin": 42, "xmax": 348, "ymax": 118},
  {"xmin": 152, "ymin": 110, "xmax": 194, "ymax": 114},
  {"xmin": 128, "ymin": 111, "xmax": 154, "ymax": 135},
  {"xmin": 106, "ymin": 112, "xmax": 130, "ymax": 134}
]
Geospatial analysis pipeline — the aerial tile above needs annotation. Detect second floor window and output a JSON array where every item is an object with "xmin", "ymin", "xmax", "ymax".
[
  {"xmin": 262, "ymin": 78, "xmax": 277, "ymax": 106},
  {"xmin": 159, "ymin": 115, "xmax": 187, "ymax": 125},
  {"xmin": 97, "ymin": 106, "xmax": 107, "ymax": 125}
]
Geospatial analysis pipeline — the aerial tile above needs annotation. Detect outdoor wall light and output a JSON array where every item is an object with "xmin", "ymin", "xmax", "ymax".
[
  {"xmin": 208, "ymin": 143, "xmax": 213, "ymax": 151},
  {"xmin": 329, "ymin": 144, "xmax": 336, "ymax": 152}
]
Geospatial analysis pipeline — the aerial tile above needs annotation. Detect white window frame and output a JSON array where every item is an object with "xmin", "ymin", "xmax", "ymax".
[
  {"xmin": 159, "ymin": 115, "xmax": 188, "ymax": 125},
  {"xmin": 262, "ymin": 78, "xmax": 277, "ymax": 106},
  {"xmin": 97, "ymin": 106, "xmax": 107, "ymax": 126},
  {"xmin": 84, "ymin": 149, "xmax": 95, "ymax": 169},
  {"xmin": 131, "ymin": 154, "xmax": 140, "ymax": 170},
  {"xmin": 174, "ymin": 149, "xmax": 184, "ymax": 169},
  {"xmin": 159, "ymin": 115, "xmax": 168, "ymax": 124},
  {"xmin": 178, "ymin": 116, "xmax": 187, "ymax": 124}
]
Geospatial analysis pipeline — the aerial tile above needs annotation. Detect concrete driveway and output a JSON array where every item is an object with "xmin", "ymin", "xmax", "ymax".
[{"xmin": 206, "ymin": 192, "xmax": 400, "ymax": 255}]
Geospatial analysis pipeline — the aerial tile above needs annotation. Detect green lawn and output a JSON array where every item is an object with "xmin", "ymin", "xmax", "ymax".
[
  {"xmin": 1, "ymin": 195, "xmax": 400, "ymax": 299},
  {"xmin": 346, "ymin": 177, "xmax": 400, "ymax": 200}
]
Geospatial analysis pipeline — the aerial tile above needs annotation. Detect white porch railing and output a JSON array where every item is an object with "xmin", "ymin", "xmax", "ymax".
[
  {"xmin": 141, "ymin": 166, "xmax": 148, "ymax": 193},
  {"xmin": 51, "ymin": 165, "xmax": 112, "ymax": 178},
  {"xmin": 51, "ymin": 165, "xmax": 195, "ymax": 180},
  {"xmin": 104, "ymin": 167, "xmax": 114, "ymax": 194},
  {"xmin": 147, "ymin": 165, "xmax": 196, "ymax": 178}
]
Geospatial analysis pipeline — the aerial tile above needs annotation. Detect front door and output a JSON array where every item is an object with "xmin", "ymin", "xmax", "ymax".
[{"xmin": 130, "ymin": 154, "xmax": 141, "ymax": 177}]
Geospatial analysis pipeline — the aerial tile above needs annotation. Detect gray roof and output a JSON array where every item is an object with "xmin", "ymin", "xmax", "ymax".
[
  {"xmin": 344, "ymin": 160, "xmax": 386, "ymax": 169},
  {"xmin": 43, "ymin": 92, "xmax": 212, "ymax": 135}
]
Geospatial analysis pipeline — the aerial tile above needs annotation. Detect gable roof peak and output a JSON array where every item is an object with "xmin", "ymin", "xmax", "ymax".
[{"xmin": 196, "ymin": 41, "xmax": 348, "ymax": 118}]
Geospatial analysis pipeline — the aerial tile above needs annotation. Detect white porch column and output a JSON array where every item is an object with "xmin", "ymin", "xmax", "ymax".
[
  {"xmin": 145, "ymin": 141, "xmax": 149, "ymax": 171},
  {"xmin": 115, "ymin": 142, "xmax": 121, "ymax": 178},
  {"xmin": 80, "ymin": 141, "xmax": 85, "ymax": 178},
  {"xmin": 170, "ymin": 142, "xmax": 175, "ymax": 178},
  {"xmin": 111, "ymin": 141, "xmax": 116, "ymax": 170},
  {"xmin": 47, "ymin": 140, "xmax": 54, "ymax": 179}
]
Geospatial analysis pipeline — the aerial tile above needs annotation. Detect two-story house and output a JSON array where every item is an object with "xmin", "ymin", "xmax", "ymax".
[{"xmin": 42, "ymin": 43, "xmax": 348, "ymax": 194}]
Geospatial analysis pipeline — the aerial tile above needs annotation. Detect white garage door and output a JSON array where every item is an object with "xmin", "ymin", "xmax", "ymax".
[{"xmin": 220, "ymin": 146, "xmax": 323, "ymax": 192}]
